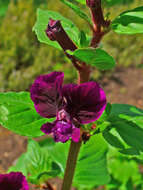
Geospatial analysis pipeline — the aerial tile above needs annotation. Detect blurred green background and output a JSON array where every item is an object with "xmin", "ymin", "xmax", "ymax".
[{"xmin": 0, "ymin": 0, "xmax": 142, "ymax": 92}]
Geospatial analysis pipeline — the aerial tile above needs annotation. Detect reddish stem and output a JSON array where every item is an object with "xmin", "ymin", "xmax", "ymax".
[
  {"xmin": 61, "ymin": 140, "xmax": 82, "ymax": 190},
  {"xmin": 86, "ymin": 0, "xmax": 110, "ymax": 47},
  {"xmin": 46, "ymin": 18, "xmax": 91, "ymax": 83}
]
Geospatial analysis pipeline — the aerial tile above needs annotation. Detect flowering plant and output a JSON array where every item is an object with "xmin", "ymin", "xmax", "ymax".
[
  {"xmin": 0, "ymin": 172, "xmax": 29, "ymax": 190},
  {"xmin": 31, "ymin": 71, "xmax": 106, "ymax": 143},
  {"xmin": 0, "ymin": 0, "xmax": 143, "ymax": 189}
]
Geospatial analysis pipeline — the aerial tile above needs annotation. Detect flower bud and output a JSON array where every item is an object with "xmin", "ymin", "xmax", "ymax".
[
  {"xmin": 45, "ymin": 18, "xmax": 77, "ymax": 51},
  {"xmin": 46, "ymin": 19, "xmax": 61, "ymax": 41}
]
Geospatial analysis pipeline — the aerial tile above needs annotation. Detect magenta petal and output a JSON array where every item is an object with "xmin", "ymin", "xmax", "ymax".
[
  {"xmin": 0, "ymin": 172, "xmax": 29, "ymax": 190},
  {"xmin": 54, "ymin": 131, "xmax": 70, "ymax": 143},
  {"xmin": 53, "ymin": 121, "xmax": 72, "ymax": 143},
  {"xmin": 30, "ymin": 72, "xmax": 64, "ymax": 118},
  {"xmin": 62, "ymin": 82, "xmax": 106, "ymax": 124},
  {"xmin": 72, "ymin": 128, "xmax": 80, "ymax": 142},
  {"xmin": 41, "ymin": 122, "xmax": 55, "ymax": 134}
]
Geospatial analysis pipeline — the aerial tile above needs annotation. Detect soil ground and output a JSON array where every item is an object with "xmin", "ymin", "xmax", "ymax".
[{"xmin": 0, "ymin": 66, "xmax": 143, "ymax": 189}]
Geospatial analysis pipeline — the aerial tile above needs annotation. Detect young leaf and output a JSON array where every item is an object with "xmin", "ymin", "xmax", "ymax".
[
  {"xmin": 79, "ymin": 31, "xmax": 90, "ymax": 48},
  {"xmin": 60, "ymin": 0, "xmax": 91, "ymax": 24},
  {"xmin": 0, "ymin": 92, "xmax": 54, "ymax": 137},
  {"xmin": 33, "ymin": 9, "xmax": 80, "ymax": 49},
  {"xmin": 112, "ymin": 6, "xmax": 143, "ymax": 34},
  {"xmin": 70, "ymin": 48, "xmax": 116, "ymax": 70}
]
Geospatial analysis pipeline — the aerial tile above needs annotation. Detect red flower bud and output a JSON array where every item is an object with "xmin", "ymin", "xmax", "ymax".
[
  {"xmin": 45, "ymin": 18, "xmax": 77, "ymax": 51},
  {"xmin": 46, "ymin": 19, "xmax": 61, "ymax": 41}
]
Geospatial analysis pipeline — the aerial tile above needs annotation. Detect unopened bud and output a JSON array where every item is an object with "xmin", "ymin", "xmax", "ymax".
[
  {"xmin": 45, "ymin": 18, "xmax": 77, "ymax": 51},
  {"xmin": 46, "ymin": 19, "xmax": 61, "ymax": 41}
]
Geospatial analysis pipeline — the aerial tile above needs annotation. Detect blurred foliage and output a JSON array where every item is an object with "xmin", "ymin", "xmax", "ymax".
[
  {"xmin": 106, "ymin": 147, "xmax": 142, "ymax": 190},
  {"xmin": 102, "ymin": 0, "xmax": 135, "ymax": 7},
  {"xmin": 0, "ymin": 0, "xmax": 9, "ymax": 18},
  {"xmin": 0, "ymin": 0, "xmax": 77, "ymax": 91},
  {"xmin": 0, "ymin": 0, "xmax": 142, "ymax": 91}
]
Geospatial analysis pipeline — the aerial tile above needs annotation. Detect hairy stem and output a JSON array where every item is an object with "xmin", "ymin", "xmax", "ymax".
[{"xmin": 61, "ymin": 140, "xmax": 82, "ymax": 190}]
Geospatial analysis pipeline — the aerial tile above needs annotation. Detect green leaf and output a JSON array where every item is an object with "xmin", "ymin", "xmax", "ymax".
[
  {"xmin": 47, "ymin": 141, "xmax": 70, "ymax": 174},
  {"xmin": 106, "ymin": 104, "xmax": 143, "ymax": 153},
  {"xmin": 97, "ymin": 121, "xmax": 111, "ymax": 132},
  {"xmin": 102, "ymin": 0, "xmax": 134, "ymax": 7},
  {"xmin": 109, "ymin": 104, "xmax": 143, "ymax": 129},
  {"xmin": 8, "ymin": 139, "xmax": 61, "ymax": 184},
  {"xmin": 103, "ymin": 130, "xmax": 125, "ymax": 149},
  {"xmin": 26, "ymin": 139, "xmax": 51, "ymax": 179},
  {"xmin": 0, "ymin": 0, "xmax": 9, "ymax": 17},
  {"xmin": 112, "ymin": 6, "xmax": 143, "ymax": 34},
  {"xmin": 79, "ymin": 31, "xmax": 90, "ymax": 48},
  {"xmin": 113, "ymin": 121, "xmax": 143, "ymax": 152},
  {"xmin": 75, "ymin": 0, "xmax": 86, "ymax": 4},
  {"xmin": 119, "ymin": 148, "xmax": 140, "ymax": 156},
  {"xmin": 47, "ymin": 135, "xmax": 110, "ymax": 187},
  {"xmin": 105, "ymin": 102, "xmax": 112, "ymax": 116},
  {"xmin": 100, "ymin": 104, "xmax": 143, "ymax": 154},
  {"xmin": 70, "ymin": 48, "xmax": 116, "ymax": 70},
  {"xmin": 8, "ymin": 153, "xmax": 27, "ymax": 177},
  {"xmin": 60, "ymin": 0, "xmax": 91, "ymax": 24},
  {"xmin": 108, "ymin": 149, "xmax": 141, "ymax": 185},
  {"xmin": 74, "ymin": 134, "xmax": 110, "ymax": 187},
  {"xmin": 0, "ymin": 92, "xmax": 54, "ymax": 137},
  {"xmin": 33, "ymin": 9, "xmax": 80, "ymax": 49},
  {"xmin": 106, "ymin": 176, "xmax": 121, "ymax": 190}
]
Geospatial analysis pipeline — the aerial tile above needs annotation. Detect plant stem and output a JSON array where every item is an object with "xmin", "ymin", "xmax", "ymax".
[
  {"xmin": 61, "ymin": 140, "xmax": 82, "ymax": 190},
  {"xmin": 86, "ymin": 0, "xmax": 110, "ymax": 47},
  {"xmin": 46, "ymin": 19, "xmax": 91, "ymax": 83},
  {"xmin": 46, "ymin": 18, "xmax": 90, "ymax": 190}
]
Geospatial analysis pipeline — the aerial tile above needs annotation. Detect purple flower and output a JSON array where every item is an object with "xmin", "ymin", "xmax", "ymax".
[
  {"xmin": 30, "ymin": 72, "xmax": 106, "ymax": 143},
  {"xmin": 0, "ymin": 172, "xmax": 29, "ymax": 190}
]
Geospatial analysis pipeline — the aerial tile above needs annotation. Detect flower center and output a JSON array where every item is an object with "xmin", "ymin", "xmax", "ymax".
[{"xmin": 57, "ymin": 109, "xmax": 70, "ymax": 122}]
